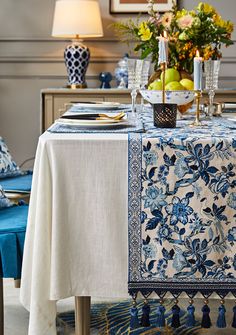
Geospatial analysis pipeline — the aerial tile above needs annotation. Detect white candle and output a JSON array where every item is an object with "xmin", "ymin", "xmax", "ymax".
[
  {"xmin": 158, "ymin": 31, "xmax": 168, "ymax": 64},
  {"xmin": 194, "ymin": 50, "xmax": 203, "ymax": 91}
]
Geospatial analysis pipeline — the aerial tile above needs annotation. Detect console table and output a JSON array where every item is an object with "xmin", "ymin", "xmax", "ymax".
[{"xmin": 41, "ymin": 88, "xmax": 236, "ymax": 132}]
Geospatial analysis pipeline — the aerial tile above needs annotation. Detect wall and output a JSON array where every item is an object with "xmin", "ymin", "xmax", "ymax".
[{"xmin": 0, "ymin": 0, "xmax": 235, "ymax": 166}]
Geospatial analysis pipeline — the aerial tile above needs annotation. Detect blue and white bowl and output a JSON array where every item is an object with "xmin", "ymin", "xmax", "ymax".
[{"xmin": 140, "ymin": 89, "xmax": 195, "ymax": 105}]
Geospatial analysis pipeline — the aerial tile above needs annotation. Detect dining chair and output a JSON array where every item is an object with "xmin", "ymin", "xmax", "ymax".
[
  {"xmin": 0, "ymin": 137, "xmax": 33, "ymax": 203},
  {"xmin": 1, "ymin": 173, "xmax": 32, "ymax": 205},
  {"xmin": 0, "ymin": 204, "xmax": 28, "ymax": 335},
  {"xmin": 0, "ymin": 172, "xmax": 32, "ymax": 194}
]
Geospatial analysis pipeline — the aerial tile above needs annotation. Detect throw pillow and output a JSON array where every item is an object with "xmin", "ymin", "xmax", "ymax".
[{"xmin": 0, "ymin": 137, "xmax": 22, "ymax": 178}]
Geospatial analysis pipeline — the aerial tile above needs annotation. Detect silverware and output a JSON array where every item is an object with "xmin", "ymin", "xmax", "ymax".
[
  {"xmin": 70, "ymin": 101, "xmax": 104, "ymax": 104},
  {"xmin": 61, "ymin": 112, "xmax": 126, "ymax": 121}
]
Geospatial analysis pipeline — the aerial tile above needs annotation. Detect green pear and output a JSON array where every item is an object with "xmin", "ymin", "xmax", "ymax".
[
  {"xmin": 161, "ymin": 68, "xmax": 180, "ymax": 85},
  {"xmin": 165, "ymin": 81, "xmax": 185, "ymax": 91},
  {"xmin": 180, "ymin": 78, "xmax": 194, "ymax": 90},
  {"xmin": 148, "ymin": 80, "xmax": 163, "ymax": 90}
]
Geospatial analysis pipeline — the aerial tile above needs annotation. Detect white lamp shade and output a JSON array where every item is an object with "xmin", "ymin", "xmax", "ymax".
[{"xmin": 52, "ymin": 0, "xmax": 103, "ymax": 38}]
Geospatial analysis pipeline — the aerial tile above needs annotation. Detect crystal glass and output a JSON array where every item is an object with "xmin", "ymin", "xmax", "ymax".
[
  {"xmin": 204, "ymin": 59, "xmax": 221, "ymax": 118},
  {"xmin": 140, "ymin": 60, "xmax": 151, "ymax": 114},
  {"xmin": 140, "ymin": 60, "xmax": 151, "ymax": 88},
  {"xmin": 127, "ymin": 59, "xmax": 146, "ymax": 117}
]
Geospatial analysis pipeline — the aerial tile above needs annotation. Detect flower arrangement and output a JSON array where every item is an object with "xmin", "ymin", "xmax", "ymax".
[{"xmin": 114, "ymin": 1, "xmax": 234, "ymax": 74}]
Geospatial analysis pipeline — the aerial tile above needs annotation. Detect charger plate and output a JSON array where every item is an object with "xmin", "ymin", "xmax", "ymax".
[{"xmin": 55, "ymin": 113, "xmax": 128, "ymax": 128}]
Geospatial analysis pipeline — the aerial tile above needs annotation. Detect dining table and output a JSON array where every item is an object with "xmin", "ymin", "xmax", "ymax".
[{"xmin": 20, "ymin": 105, "xmax": 236, "ymax": 335}]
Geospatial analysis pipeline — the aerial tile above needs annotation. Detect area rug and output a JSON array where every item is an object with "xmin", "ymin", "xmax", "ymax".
[{"xmin": 57, "ymin": 299, "xmax": 236, "ymax": 335}]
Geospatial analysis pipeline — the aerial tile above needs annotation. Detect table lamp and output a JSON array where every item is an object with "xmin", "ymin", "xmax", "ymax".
[{"xmin": 52, "ymin": 0, "xmax": 103, "ymax": 88}]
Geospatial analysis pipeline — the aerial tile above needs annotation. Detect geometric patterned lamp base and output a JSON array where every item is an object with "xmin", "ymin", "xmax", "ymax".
[{"xmin": 64, "ymin": 41, "xmax": 90, "ymax": 88}]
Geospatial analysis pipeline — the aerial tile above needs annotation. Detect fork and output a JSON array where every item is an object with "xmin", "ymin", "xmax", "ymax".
[
  {"xmin": 61, "ymin": 112, "xmax": 126, "ymax": 121},
  {"xmin": 98, "ymin": 112, "xmax": 125, "ymax": 120}
]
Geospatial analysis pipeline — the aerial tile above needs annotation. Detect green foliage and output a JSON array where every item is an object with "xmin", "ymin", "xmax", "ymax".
[{"xmin": 112, "ymin": 1, "xmax": 234, "ymax": 73}]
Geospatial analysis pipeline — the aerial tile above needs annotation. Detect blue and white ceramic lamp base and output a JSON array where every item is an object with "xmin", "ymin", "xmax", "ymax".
[{"xmin": 64, "ymin": 41, "xmax": 90, "ymax": 88}]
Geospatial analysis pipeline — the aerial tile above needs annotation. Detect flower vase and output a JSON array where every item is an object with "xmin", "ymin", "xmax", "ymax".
[{"xmin": 204, "ymin": 60, "xmax": 221, "ymax": 118}]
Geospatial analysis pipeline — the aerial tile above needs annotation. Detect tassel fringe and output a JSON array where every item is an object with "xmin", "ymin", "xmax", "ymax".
[
  {"xmin": 216, "ymin": 300, "xmax": 226, "ymax": 328},
  {"xmin": 129, "ymin": 297, "xmax": 236, "ymax": 329},
  {"xmin": 201, "ymin": 299, "xmax": 211, "ymax": 328},
  {"xmin": 130, "ymin": 299, "xmax": 139, "ymax": 330},
  {"xmin": 171, "ymin": 299, "xmax": 181, "ymax": 328},
  {"xmin": 156, "ymin": 299, "xmax": 166, "ymax": 328},
  {"xmin": 140, "ymin": 299, "xmax": 150, "ymax": 327},
  {"xmin": 186, "ymin": 299, "xmax": 195, "ymax": 327},
  {"xmin": 232, "ymin": 303, "xmax": 236, "ymax": 328}
]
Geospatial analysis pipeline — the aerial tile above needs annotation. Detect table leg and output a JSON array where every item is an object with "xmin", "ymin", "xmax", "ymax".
[
  {"xmin": 14, "ymin": 279, "xmax": 21, "ymax": 289},
  {"xmin": 0, "ymin": 278, "xmax": 4, "ymax": 335},
  {"xmin": 75, "ymin": 296, "xmax": 91, "ymax": 335}
]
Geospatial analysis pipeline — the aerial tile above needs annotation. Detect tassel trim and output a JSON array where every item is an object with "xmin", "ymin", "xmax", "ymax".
[
  {"xmin": 186, "ymin": 299, "xmax": 195, "ymax": 327},
  {"xmin": 232, "ymin": 302, "xmax": 236, "ymax": 328},
  {"xmin": 171, "ymin": 299, "xmax": 181, "ymax": 328},
  {"xmin": 201, "ymin": 299, "xmax": 211, "ymax": 328},
  {"xmin": 216, "ymin": 299, "xmax": 226, "ymax": 328},
  {"xmin": 156, "ymin": 298, "xmax": 166, "ymax": 328},
  {"xmin": 140, "ymin": 299, "xmax": 150, "ymax": 327},
  {"xmin": 130, "ymin": 297, "xmax": 139, "ymax": 330}
]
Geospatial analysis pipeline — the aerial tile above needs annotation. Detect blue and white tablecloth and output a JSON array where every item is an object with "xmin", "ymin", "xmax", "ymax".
[{"xmin": 128, "ymin": 116, "xmax": 236, "ymax": 298}]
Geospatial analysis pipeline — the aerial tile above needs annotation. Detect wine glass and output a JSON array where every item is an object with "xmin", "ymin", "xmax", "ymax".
[
  {"xmin": 140, "ymin": 60, "xmax": 151, "ymax": 114},
  {"xmin": 127, "ymin": 59, "xmax": 145, "ymax": 117},
  {"xmin": 204, "ymin": 59, "xmax": 221, "ymax": 118}
]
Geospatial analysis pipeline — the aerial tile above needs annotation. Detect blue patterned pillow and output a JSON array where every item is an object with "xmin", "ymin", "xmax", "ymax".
[
  {"xmin": 0, "ymin": 185, "xmax": 14, "ymax": 209},
  {"xmin": 0, "ymin": 137, "xmax": 22, "ymax": 179}
]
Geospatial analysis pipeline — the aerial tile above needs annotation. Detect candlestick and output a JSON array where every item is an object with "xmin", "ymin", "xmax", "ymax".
[
  {"xmin": 161, "ymin": 62, "xmax": 166, "ymax": 103},
  {"xmin": 190, "ymin": 90, "xmax": 202, "ymax": 127},
  {"xmin": 158, "ymin": 31, "xmax": 168, "ymax": 65},
  {"xmin": 194, "ymin": 50, "xmax": 203, "ymax": 91}
]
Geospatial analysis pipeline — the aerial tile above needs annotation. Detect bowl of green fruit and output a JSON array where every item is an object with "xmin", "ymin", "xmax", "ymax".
[{"xmin": 140, "ymin": 68, "xmax": 195, "ymax": 107}]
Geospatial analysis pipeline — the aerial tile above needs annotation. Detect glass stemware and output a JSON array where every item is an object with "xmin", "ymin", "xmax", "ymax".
[
  {"xmin": 204, "ymin": 59, "xmax": 221, "ymax": 118},
  {"xmin": 127, "ymin": 59, "xmax": 146, "ymax": 117},
  {"xmin": 140, "ymin": 60, "xmax": 151, "ymax": 113}
]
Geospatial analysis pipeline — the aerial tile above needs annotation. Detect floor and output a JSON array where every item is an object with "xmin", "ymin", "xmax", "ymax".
[
  {"xmin": 4, "ymin": 278, "xmax": 101, "ymax": 335},
  {"xmin": 4, "ymin": 278, "xmax": 236, "ymax": 335},
  {"xmin": 4, "ymin": 278, "xmax": 76, "ymax": 335}
]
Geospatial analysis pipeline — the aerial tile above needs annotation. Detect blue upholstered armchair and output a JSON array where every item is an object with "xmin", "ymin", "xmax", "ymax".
[
  {"xmin": 0, "ymin": 137, "xmax": 31, "ymax": 333},
  {"xmin": 0, "ymin": 186, "xmax": 28, "ymax": 334}
]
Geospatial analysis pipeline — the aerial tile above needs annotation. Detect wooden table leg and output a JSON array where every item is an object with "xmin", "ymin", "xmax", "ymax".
[
  {"xmin": 0, "ymin": 278, "xmax": 4, "ymax": 335},
  {"xmin": 14, "ymin": 279, "xmax": 21, "ymax": 289},
  {"xmin": 75, "ymin": 296, "xmax": 91, "ymax": 335}
]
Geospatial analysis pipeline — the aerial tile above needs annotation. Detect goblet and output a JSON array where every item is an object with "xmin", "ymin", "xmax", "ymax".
[
  {"xmin": 140, "ymin": 60, "xmax": 151, "ymax": 113},
  {"xmin": 127, "ymin": 59, "xmax": 146, "ymax": 117},
  {"xmin": 204, "ymin": 59, "xmax": 221, "ymax": 118}
]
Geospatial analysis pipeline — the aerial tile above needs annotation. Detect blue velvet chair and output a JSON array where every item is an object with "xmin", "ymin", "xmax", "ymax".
[
  {"xmin": 1, "ymin": 172, "xmax": 32, "ymax": 205},
  {"xmin": 0, "ymin": 172, "xmax": 32, "ymax": 193},
  {"xmin": 0, "ymin": 204, "xmax": 28, "ymax": 334}
]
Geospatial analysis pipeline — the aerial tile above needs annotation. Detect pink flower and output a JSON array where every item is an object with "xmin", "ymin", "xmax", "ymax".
[
  {"xmin": 177, "ymin": 14, "xmax": 194, "ymax": 29},
  {"xmin": 161, "ymin": 12, "xmax": 174, "ymax": 29}
]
